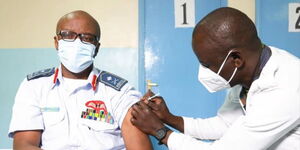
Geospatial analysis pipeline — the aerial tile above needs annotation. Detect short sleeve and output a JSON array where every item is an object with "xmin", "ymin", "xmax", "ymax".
[
  {"xmin": 8, "ymin": 79, "xmax": 44, "ymax": 138},
  {"xmin": 110, "ymin": 84, "xmax": 141, "ymax": 128}
]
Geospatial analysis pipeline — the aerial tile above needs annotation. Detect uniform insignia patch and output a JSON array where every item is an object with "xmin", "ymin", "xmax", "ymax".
[
  {"xmin": 98, "ymin": 71, "xmax": 128, "ymax": 91},
  {"xmin": 81, "ymin": 100, "xmax": 114, "ymax": 124},
  {"xmin": 27, "ymin": 67, "xmax": 55, "ymax": 81}
]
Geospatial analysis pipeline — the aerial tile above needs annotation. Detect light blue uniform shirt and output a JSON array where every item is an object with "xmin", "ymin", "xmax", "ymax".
[{"xmin": 9, "ymin": 66, "xmax": 141, "ymax": 150}]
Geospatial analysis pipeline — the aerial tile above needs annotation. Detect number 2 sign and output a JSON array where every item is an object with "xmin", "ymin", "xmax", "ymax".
[
  {"xmin": 289, "ymin": 3, "xmax": 300, "ymax": 32},
  {"xmin": 174, "ymin": 0, "xmax": 195, "ymax": 28}
]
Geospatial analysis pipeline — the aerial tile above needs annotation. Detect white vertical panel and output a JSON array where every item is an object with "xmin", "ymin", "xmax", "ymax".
[
  {"xmin": 289, "ymin": 3, "xmax": 300, "ymax": 32},
  {"xmin": 174, "ymin": 0, "xmax": 195, "ymax": 28},
  {"xmin": 228, "ymin": 0, "xmax": 255, "ymax": 23}
]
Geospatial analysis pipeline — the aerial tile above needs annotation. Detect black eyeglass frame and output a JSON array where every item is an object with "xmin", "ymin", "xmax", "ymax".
[{"xmin": 57, "ymin": 30, "xmax": 99, "ymax": 44}]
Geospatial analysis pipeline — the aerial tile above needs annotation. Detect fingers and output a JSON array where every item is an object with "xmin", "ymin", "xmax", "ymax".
[
  {"xmin": 131, "ymin": 102, "xmax": 143, "ymax": 118},
  {"xmin": 146, "ymin": 89, "xmax": 155, "ymax": 96},
  {"xmin": 137, "ymin": 101, "xmax": 151, "ymax": 111},
  {"xmin": 140, "ymin": 90, "xmax": 155, "ymax": 105},
  {"xmin": 130, "ymin": 116, "xmax": 137, "ymax": 125},
  {"xmin": 147, "ymin": 101, "xmax": 159, "ymax": 110},
  {"xmin": 130, "ymin": 101, "xmax": 152, "ymax": 126},
  {"xmin": 141, "ymin": 90, "xmax": 155, "ymax": 100},
  {"xmin": 149, "ymin": 96, "xmax": 163, "ymax": 103},
  {"xmin": 131, "ymin": 101, "xmax": 151, "ymax": 118}
]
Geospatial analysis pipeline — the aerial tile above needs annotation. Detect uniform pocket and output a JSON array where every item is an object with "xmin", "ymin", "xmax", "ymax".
[
  {"xmin": 42, "ymin": 109, "xmax": 65, "ymax": 127},
  {"xmin": 41, "ymin": 108, "xmax": 67, "ymax": 145},
  {"xmin": 80, "ymin": 118, "xmax": 118, "ymax": 132}
]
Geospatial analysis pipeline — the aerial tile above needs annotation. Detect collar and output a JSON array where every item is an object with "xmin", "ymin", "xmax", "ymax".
[
  {"xmin": 52, "ymin": 65, "xmax": 101, "ymax": 91},
  {"xmin": 253, "ymin": 44, "xmax": 272, "ymax": 81},
  {"xmin": 248, "ymin": 46, "xmax": 280, "ymax": 94}
]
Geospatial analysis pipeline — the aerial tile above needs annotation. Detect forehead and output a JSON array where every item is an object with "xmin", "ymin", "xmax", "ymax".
[
  {"xmin": 192, "ymin": 30, "xmax": 218, "ymax": 63},
  {"xmin": 58, "ymin": 16, "xmax": 97, "ymax": 35}
]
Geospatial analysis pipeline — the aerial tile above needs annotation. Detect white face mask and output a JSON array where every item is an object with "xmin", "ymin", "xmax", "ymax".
[
  {"xmin": 198, "ymin": 50, "xmax": 237, "ymax": 93},
  {"xmin": 58, "ymin": 39, "xmax": 96, "ymax": 73}
]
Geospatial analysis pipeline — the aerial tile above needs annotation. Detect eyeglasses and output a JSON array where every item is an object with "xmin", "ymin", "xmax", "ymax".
[{"xmin": 57, "ymin": 30, "xmax": 99, "ymax": 44}]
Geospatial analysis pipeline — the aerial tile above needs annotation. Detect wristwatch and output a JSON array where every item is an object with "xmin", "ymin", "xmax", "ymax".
[{"xmin": 155, "ymin": 126, "xmax": 170, "ymax": 145}]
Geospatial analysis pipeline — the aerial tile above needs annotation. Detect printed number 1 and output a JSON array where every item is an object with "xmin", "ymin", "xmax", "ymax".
[
  {"xmin": 182, "ymin": 3, "xmax": 188, "ymax": 24},
  {"xmin": 295, "ymin": 7, "xmax": 300, "ymax": 29}
]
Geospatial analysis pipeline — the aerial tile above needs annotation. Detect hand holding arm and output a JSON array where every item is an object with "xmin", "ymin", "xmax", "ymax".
[
  {"xmin": 141, "ymin": 90, "xmax": 184, "ymax": 133},
  {"xmin": 147, "ymin": 97, "xmax": 184, "ymax": 133},
  {"xmin": 130, "ymin": 101, "xmax": 173, "ymax": 146}
]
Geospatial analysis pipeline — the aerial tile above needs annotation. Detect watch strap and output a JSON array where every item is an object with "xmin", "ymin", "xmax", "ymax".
[{"xmin": 155, "ymin": 126, "xmax": 170, "ymax": 145}]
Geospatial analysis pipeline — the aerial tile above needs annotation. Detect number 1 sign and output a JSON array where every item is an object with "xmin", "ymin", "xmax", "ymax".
[
  {"xmin": 289, "ymin": 3, "xmax": 300, "ymax": 32},
  {"xmin": 174, "ymin": 0, "xmax": 195, "ymax": 28}
]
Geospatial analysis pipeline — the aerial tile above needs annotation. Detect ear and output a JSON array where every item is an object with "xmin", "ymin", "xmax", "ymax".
[
  {"xmin": 231, "ymin": 51, "xmax": 244, "ymax": 68},
  {"xmin": 93, "ymin": 42, "xmax": 101, "ymax": 58},
  {"xmin": 54, "ymin": 36, "xmax": 59, "ymax": 50}
]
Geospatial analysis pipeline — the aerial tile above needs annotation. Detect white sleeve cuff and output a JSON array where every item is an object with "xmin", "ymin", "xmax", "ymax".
[{"xmin": 183, "ymin": 116, "xmax": 195, "ymax": 135}]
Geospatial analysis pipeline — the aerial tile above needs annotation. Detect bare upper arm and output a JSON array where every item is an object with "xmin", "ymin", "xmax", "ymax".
[
  {"xmin": 13, "ymin": 130, "xmax": 42, "ymax": 150},
  {"xmin": 121, "ymin": 108, "xmax": 153, "ymax": 150}
]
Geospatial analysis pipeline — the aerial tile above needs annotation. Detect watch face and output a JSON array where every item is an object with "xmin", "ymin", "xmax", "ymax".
[
  {"xmin": 156, "ymin": 127, "xmax": 167, "ymax": 140},
  {"xmin": 156, "ymin": 128, "xmax": 166, "ymax": 140}
]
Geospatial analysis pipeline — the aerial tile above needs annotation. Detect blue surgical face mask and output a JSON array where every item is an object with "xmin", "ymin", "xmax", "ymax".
[
  {"xmin": 198, "ymin": 50, "xmax": 237, "ymax": 93},
  {"xmin": 58, "ymin": 39, "xmax": 96, "ymax": 73}
]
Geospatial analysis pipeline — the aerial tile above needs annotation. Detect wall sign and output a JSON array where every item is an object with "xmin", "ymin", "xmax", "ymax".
[
  {"xmin": 174, "ymin": 0, "xmax": 195, "ymax": 28},
  {"xmin": 289, "ymin": 3, "xmax": 300, "ymax": 32}
]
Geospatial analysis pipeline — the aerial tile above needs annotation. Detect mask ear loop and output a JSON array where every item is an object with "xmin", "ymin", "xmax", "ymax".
[
  {"xmin": 217, "ymin": 50, "xmax": 237, "ymax": 85},
  {"xmin": 217, "ymin": 50, "xmax": 234, "ymax": 75},
  {"xmin": 227, "ymin": 67, "xmax": 237, "ymax": 83}
]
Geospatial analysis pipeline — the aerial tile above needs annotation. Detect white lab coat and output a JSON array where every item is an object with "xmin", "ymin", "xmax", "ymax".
[{"xmin": 168, "ymin": 46, "xmax": 300, "ymax": 150}]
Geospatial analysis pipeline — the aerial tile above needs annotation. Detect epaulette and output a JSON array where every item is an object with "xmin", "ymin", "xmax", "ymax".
[
  {"xmin": 27, "ymin": 67, "xmax": 55, "ymax": 81},
  {"xmin": 98, "ymin": 71, "xmax": 128, "ymax": 91}
]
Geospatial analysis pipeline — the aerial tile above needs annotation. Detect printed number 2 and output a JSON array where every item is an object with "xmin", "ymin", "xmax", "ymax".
[
  {"xmin": 296, "ymin": 7, "xmax": 300, "ymax": 29},
  {"xmin": 182, "ymin": 3, "xmax": 188, "ymax": 24}
]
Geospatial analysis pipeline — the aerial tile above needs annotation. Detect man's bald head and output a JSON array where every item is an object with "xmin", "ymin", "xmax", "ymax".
[
  {"xmin": 192, "ymin": 7, "xmax": 263, "ymax": 88},
  {"xmin": 192, "ymin": 7, "xmax": 260, "ymax": 55},
  {"xmin": 56, "ymin": 10, "xmax": 101, "ymax": 39}
]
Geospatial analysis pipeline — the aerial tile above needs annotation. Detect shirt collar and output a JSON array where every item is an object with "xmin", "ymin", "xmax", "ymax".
[
  {"xmin": 52, "ymin": 65, "xmax": 101, "ymax": 91},
  {"xmin": 253, "ymin": 44, "xmax": 272, "ymax": 81}
]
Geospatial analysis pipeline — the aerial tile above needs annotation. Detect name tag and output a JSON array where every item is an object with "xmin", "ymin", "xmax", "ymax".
[{"xmin": 41, "ymin": 107, "xmax": 60, "ymax": 112}]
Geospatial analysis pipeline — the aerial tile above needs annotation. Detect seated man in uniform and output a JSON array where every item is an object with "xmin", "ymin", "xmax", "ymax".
[{"xmin": 8, "ymin": 10, "xmax": 152, "ymax": 150}]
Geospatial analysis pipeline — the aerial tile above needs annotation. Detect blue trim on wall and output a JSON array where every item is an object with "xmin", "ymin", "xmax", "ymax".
[
  {"xmin": 138, "ymin": 0, "xmax": 146, "ymax": 93},
  {"xmin": 221, "ymin": 0, "xmax": 228, "ymax": 7},
  {"xmin": 255, "ymin": 0, "xmax": 261, "ymax": 35}
]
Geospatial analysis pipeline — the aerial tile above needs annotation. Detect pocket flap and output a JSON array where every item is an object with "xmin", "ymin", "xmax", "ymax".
[
  {"xmin": 42, "ymin": 109, "xmax": 65, "ymax": 127},
  {"xmin": 80, "ymin": 118, "xmax": 118, "ymax": 131}
]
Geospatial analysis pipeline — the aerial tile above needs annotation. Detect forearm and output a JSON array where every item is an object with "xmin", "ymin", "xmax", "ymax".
[
  {"xmin": 165, "ymin": 132, "xmax": 213, "ymax": 150},
  {"xmin": 183, "ymin": 116, "xmax": 228, "ymax": 140},
  {"xmin": 164, "ymin": 115, "xmax": 184, "ymax": 133},
  {"xmin": 155, "ymin": 130, "xmax": 213, "ymax": 150}
]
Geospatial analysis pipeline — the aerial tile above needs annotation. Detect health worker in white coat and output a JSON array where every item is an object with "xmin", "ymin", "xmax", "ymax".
[{"xmin": 130, "ymin": 7, "xmax": 300, "ymax": 150}]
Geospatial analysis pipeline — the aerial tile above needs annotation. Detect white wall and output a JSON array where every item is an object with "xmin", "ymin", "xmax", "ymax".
[
  {"xmin": 0, "ymin": 0, "xmax": 138, "ymax": 48},
  {"xmin": 228, "ymin": 0, "xmax": 256, "ymax": 23}
]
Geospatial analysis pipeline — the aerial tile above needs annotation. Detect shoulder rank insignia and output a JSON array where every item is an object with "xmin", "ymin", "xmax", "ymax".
[
  {"xmin": 27, "ymin": 67, "xmax": 55, "ymax": 81},
  {"xmin": 98, "ymin": 71, "xmax": 128, "ymax": 91}
]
